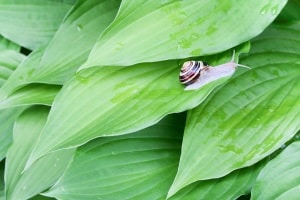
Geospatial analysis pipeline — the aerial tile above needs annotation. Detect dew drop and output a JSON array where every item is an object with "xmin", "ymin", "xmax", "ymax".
[
  {"xmin": 271, "ymin": 5, "xmax": 279, "ymax": 15},
  {"xmin": 115, "ymin": 42, "xmax": 124, "ymax": 51},
  {"xmin": 76, "ymin": 24, "xmax": 82, "ymax": 32},
  {"xmin": 75, "ymin": 73, "xmax": 89, "ymax": 84},
  {"xmin": 260, "ymin": 3, "xmax": 271, "ymax": 15}
]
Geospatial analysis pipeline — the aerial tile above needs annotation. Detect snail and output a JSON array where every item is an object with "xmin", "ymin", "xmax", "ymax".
[{"xmin": 179, "ymin": 50, "xmax": 250, "ymax": 90}]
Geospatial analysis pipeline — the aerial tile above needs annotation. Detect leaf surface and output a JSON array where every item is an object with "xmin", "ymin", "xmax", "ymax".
[
  {"xmin": 45, "ymin": 114, "xmax": 184, "ymax": 200},
  {"xmin": 0, "ymin": 0, "xmax": 74, "ymax": 50},
  {"xmin": 0, "ymin": 84, "xmax": 61, "ymax": 109},
  {"xmin": 5, "ymin": 106, "xmax": 75, "ymax": 200},
  {"xmin": 26, "ymin": 47, "xmax": 249, "ymax": 167},
  {"xmin": 81, "ymin": 0, "xmax": 287, "ymax": 68},
  {"xmin": 251, "ymin": 141, "xmax": 300, "ymax": 200},
  {"xmin": 168, "ymin": 22, "xmax": 300, "ymax": 196},
  {"xmin": 0, "ymin": 0, "xmax": 121, "ymax": 104},
  {"xmin": 170, "ymin": 161, "xmax": 265, "ymax": 200}
]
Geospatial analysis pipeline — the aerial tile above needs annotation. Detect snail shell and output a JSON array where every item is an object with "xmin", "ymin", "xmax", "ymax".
[{"xmin": 179, "ymin": 61, "xmax": 209, "ymax": 85}]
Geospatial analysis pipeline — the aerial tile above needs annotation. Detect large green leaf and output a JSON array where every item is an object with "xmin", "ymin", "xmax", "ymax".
[
  {"xmin": 25, "ymin": 47, "xmax": 249, "ymax": 168},
  {"xmin": 0, "ymin": 36, "xmax": 20, "ymax": 52},
  {"xmin": 0, "ymin": 84, "xmax": 60, "ymax": 109},
  {"xmin": 0, "ymin": 41, "xmax": 25, "ymax": 160},
  {"xmin": 81, "ymin": 0, "xmax": 287, "ymax": 69},
  {"xmin": 0, "ymin": 0, "xmax": 121, "ymax": 106},
  {"xmin": 26, "ymin": 0, "xmax": 121, "ymax": 84},
  {"xmin": 168, "ymin": 22, "xmax": 300, "ymax": 196},
  {"xmin": 0, "ymin": 107, "xmax": 24, "ymax": 161},
  {"xmin": 276, "ymin": 0, "xmax": 300, "ymax": 22},
  {"xmin": 251, "ymin": 141, "xmax": 300, "ymax": 200},
  {"xmin": 170, "ymin": 160, "xmax": 265, "ymax": 200},
  {"xmin": 0, "ymin": 0, "xmax": 74, "ymax": 50},
  {"xmin": 0, "ymin": 50, "xmax": 26, "ymax": 87},
  {"xmin": 44, "ymin": 113, "xmax": 184, "ymax": 200},
  {"xmin": 5, "ymin": 106, "xmax": 75, "ymax": 200},
  {"xmin": 0, "ymin": 46, "xmax": 44, "ymax": 100}
]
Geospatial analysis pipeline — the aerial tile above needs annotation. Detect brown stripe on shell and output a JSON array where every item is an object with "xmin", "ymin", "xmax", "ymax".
[{"xmin": 179, "ymin": 61, "xmax": 203, "ymax": 85}]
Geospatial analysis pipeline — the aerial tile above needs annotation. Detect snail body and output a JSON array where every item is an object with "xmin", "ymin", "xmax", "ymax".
[{"xmin": 179, "ymin": 50, "xmax": 250, "ymax": 90}]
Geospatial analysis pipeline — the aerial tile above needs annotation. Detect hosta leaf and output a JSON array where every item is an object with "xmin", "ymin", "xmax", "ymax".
[
  {"xmin": 0, "ymin": 0, "xmax": 121, "ymax": 104},
  {"xmin": 168, "ymin": 22, "xmax": 300, "ymax": 196},
  {"xmin": 5, "ymin": 106, "xmax": 75, "ymax": 200},
  {"xmin": 0, "ymin": 107, "xmax": 24, "ymax": 161},
  {"xmin": 170, "ymin": 160, "xmax": 265, "ymax": 200},
  {"xmin": 26, "ymin": 47, "xmax": 249, "ymax": 168},
  {"xmin": 0, "ymin": 84, "xmax": 61, "ymax": 109},
  {"xmin": 0, "ymin": 0, "xmax": 74, "ymax": 50},
  {"xmin": 27, "ymin": 0, "xmax": 122, "ymax": 84},
  {"xmin": 0, "ymin": 36, "xmax": 20, "ymax": 52},
  {"xmin": 0, "ymin": 45, "xmax": 25, "ymax": 160},
  {"xmin": 0, "ymin": 161, "xmax": 4, "ymax": 199},
  {"xmin": 0, "ymin": 46, "xmax": 44, "ymax": 101},
  {"xmin": 81, "ymin": 0, "xmax": 286, "ymax": 69},
  {"xmin": 276, "ymin": 0, "xmax": 300, "ymax": 22},
  {"xmin": 44, "ymin": 113, "xmax": 184, "ymax": 200},
  {"xmin": 0, "ymin": 50, "xmax": 26, "ymax": 87},
  {"xmin": 251, "ymin": 141, "xmax": 300, "ymax": 200}
]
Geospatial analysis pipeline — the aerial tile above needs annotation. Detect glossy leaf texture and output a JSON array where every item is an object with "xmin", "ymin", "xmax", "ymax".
[
  {"xmin": 0, "ymin": 0, "xmax": 121, "ymax": 109},
  {"xmin": 0, "ymin": 0, "xmax": 121, "ymax": 102},
  {"xmin": 0, "ymin": 36, "xmax": 20, "ymax": 52},
  {"xmin": 45, "ymin": 113, "xmax": 184, "ymax": 200},
  {"xmin": 251, "ymin": 141, "xmax": 300, "ymax": 200},
  {"xmin": 0, "ymin": 107, "xmax": 24, "ymax": 161},
  {"xmin": 27, "ymin": 0, "xmax": 122, "ymax": 84},
  {"xmin": 170, "ymin": 160, "xmax": 266, "ymax": 200},
  {"xmin": 0, "ymin": 38, "xmax": 25, "ymax": 160},
  {"xmin": 168, "ymin": 22, "xmax": 300, "ymax": 196},
  {"xmin": 276, "ymin": 0, "xmax": 300, "ymax": 22},
  {"xmin": 81, "ymin": 0, "xmax": 287, "ymax": 69},
  {"xmin": 4, "ymin": 106, "xmax": 75, "ymax": 200},
  {"xmin": 0, "ymin": 84, "xmax": 61, "ymax": 109},
  {"xmin": 25, "ymin": 47, "xmax": 248, "ymax": 168},
  {"xmin": 0, "ymin": 0, "xmax": 74, "ymax": 50}
]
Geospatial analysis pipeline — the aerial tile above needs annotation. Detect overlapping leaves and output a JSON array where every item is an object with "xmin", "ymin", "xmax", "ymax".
[
  {"xmin": 5, "ymin": 106, "xmax": 74, "ymax": 200},
  {"xmin": 82, "ymin": 0, "xmax": 287, "ymax": 68},
  {"xmin": 168, "ymin": 21, "xmax": 300, "ymax": 196},
  {"xmin": 0, "ymin": 0, "xmax": 74, "ymax": 50},
  {"xmin": 0, "ymin": 0, "xmax": 298, "ymax": 200}
]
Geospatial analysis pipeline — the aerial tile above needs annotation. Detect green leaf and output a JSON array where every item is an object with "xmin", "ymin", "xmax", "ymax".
[
  {"xmin": 0, "ymin": 47, "xmax": 25, "ymax": 160},
  {"xmin": 168, "ymin": 22, "xmax": 300, "ymax": 196},
  {"xmin": 26, "ymin": 0, "xmax": 122, "ymax": 84},
  {"xmin": 5, "ymin": 106, "xmax": 75, "ymax": 200},
  {"xmin": 0, "ymin": 84, "xmax": 61, "ymax": 109},
  {"xmin": 26, "ymin": 47, "xmax": 248, "ymax": 167},
  {"xmin": 0, "ymin": 0, "xmax": 74, "ymax": 50},
  {"xmin": 276, "ymin": 0, "xmax": 300, "ymax": 22},
  {"xmin": 0, "ymin": 161, "xmax": 4, "ymax": 200},
  {"xmin": 170, "ymin": 160, "xmax": 266, "ymax": 200},
  {"xmin": 251, "ymin": 141, "xmax": 300, "ymax": 200},
  {"xmin": 0, "ymin": 50, "xmax": 26, "ymax": 87},
  {"xmin": 0, "ymin": 0, "xmax": 121, "ymax": 104},
  {"xmin": 0, "ymin": 107, "xmax": 24, "ymax": 161},
  {"xmin": 0, "ymin": 46, "xmax": 44, "ymax": 100},
  {"xmin": 0, "ymin": 35, "xmax": 20, "ymax": 52},
  {"xmin": 81, "ymin": 0, "xmax": 287, "ymax": 69},
  {"xmin": 44, "ymin": 113, "xmax": 184, "ymax": 200}
]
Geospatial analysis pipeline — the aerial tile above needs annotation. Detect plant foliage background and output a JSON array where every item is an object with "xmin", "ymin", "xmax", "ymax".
[{"xmin": 0, "ymin": 0, "xmax": 299, "ymax": 199}]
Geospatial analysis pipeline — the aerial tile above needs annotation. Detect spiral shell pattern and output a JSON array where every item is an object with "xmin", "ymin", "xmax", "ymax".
[{"xmin": 179, "ymin": 61, "xmax": 207, "ymax": 85}]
